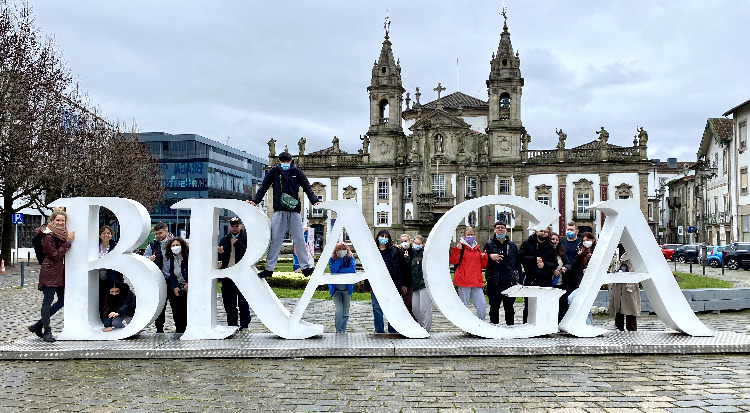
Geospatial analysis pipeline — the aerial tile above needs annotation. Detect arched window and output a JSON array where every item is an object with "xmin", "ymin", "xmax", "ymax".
[
  {"xmin": 379, "ymin": 99, "xmax": 389, "ymax": 124},
  {"xmin": 499, "ymin": 92, "xmax": 511, "ymax": 109}
]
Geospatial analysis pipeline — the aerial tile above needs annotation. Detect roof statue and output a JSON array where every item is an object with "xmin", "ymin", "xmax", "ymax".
[{"xmin": 267, "ymin": 138, "xmax": 276, "ymax": 157}]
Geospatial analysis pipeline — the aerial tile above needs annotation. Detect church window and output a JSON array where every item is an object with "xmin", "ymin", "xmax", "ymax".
[
  {"xmin": 405, "ymin": 177, "xmax": 412, "ymax": 199},
  {"xmin": 573, "ymin": 179, "xmax": 594, "ymax": 220},
  {"xmin": 740, "ymin": 120, "xmax": 747, "ymax": 150},
  {"xmin": 499, "ymin": 179, "xmax": 511, "ymax": 195},
  {"xmin": 381, "ymin": 67, "xmax": 387, "ymax": 74},
  {"xmin": 535, "ymin": 184, "xmax": 551, "ymax": 206},
  {"xmin": 377, "ymin": 212, "xmax": 389, "ymax": 225},
  {"xmin": 432, "ymin": 174, "xmax": 446, "ymax": 197},
  {"xmin": 577, "ymin": 194, "xmax": 591, "ymax": 219},
  {"xmin": 378, "ymin": 180, "xmax": 389, "ymax": 200},
  {"xmin": 499, "ymin": 92, "xmax": 511, "ymax": 109},
  {"xmin": 468, "ymin": 211, "xmax": 477, "ymax": 226},
  {"xmin": 466, "ymin": 177, "xmax": 477, "ymax": 198},
  {"xmin": 502, "ymin": 58, "xmax": 508, "ymax": 66}
]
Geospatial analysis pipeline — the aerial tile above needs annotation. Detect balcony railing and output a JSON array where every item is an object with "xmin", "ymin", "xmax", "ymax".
[
  {"xmin": 309, "ymin": 209, "xmax": 325, "ymax": 219},
  {"xmin": 574, "ymin": 210, "xmax": 592, "ymax": 220}
]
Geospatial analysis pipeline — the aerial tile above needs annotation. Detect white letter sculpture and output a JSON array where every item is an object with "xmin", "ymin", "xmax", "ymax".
[
  {"xmin": 51, "ymin": 197, "xmax": 166, "ymax": 340},
  {"xmin": 559, "ymin": 199, "xmax": 713, "ymax": 337},
  {"xmin": 423, "ymin": 195, "xmax": 564, "ymax": 338},
  {"xmin": 176, "ymin": 199, "xmax": 323, "ymax": 340},
  {"xmin": 291, "ymin": 200, "xmax": 429, "ymax": 338}
]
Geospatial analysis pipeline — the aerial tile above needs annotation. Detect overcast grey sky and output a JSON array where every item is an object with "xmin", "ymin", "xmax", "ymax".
[{"xmin": 29, "ymin": 0, "xmax": 750, "ymax": 163}]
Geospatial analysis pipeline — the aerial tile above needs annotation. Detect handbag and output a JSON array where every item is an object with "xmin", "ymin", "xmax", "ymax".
[{"xmin": 279, "ymin": 173, "xmax": 299, "ymax": 210}]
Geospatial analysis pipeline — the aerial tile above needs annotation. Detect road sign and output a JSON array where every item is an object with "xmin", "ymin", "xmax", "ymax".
[
  {"xmin": 11, "ymin": 213, "xmax": 23, "ymax": 225},
  {"xmin": 677, "ymin": 226, "xmax": 684, "ymax": 236}
]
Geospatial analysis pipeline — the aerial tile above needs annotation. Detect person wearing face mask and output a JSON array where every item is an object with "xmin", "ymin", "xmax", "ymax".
[
  {"xmin": 250, "ymin": 151, "xmax": 321, "ymax": 279},
  {"xmin": 327, "ymin": 243, "xmax": 356, "ymax": 333},
  {"xmin": 367, "ymin": 229, "xmax": 404, "ymax": 333},
  {"xmin": 218, "ymin": 217, "xmax": 252, "ymax": 331},
  {"xmin": 483, "ymin": 221, "xmax": 522, "ymax": 325},
  {"xmin": 28, "ymin": 208, "xmax": 76, "ymax": 343},
  {"xmin": 561, "ymin": 221, "xmax": 582, "ymax": 264},
  {"xmin": 566, "ymin": 232, "xmax": 597, "ymax": 325},
  {"xmin": 450, "ymin": 226, "xmax": 488, "ymax": 321},
  {"xmin": 397, "ymin": 234, "xmax": 416, "ymax": 320},
  {"xmin": 405, "ymin": 235, "xmax": 431, "ymax": 331},
  {"xmin": 550, "ymin": 232, "xmax": 573, "ymax": 322},
  {"xmin": 101, "ymin": 281, "xmax": 136, "ymax": 332},
  {"xmin": 165, "ymin": 237, "xmax": 190, "ymax": 333},
  {"xmin": 519, "ymin": 227, "xmax": 557, "ymax": 323}
]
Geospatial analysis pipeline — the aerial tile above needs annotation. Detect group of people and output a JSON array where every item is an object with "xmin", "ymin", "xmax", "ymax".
[{"xmin": 28, "ymin": 151, "xmax": 641, "ymax": 341}]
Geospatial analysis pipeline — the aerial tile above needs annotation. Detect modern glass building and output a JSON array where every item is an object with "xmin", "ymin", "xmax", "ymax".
[{"xmin": 137, "ymin": 132, "xmax": 267, "ymax": 236}]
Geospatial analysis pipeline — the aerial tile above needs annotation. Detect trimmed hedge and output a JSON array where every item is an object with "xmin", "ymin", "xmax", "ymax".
[{"xmin": 265, "ymin": 271, "xmax": 369, "ymax": 293}]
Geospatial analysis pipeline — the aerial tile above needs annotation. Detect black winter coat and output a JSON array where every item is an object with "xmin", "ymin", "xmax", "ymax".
[
  {"xmin": 101, "ymin": 283, "xmax": 136, "ymax": 327},
  {"xmin": 519, "ymin": 233, "xmax": 558, "ymax": 287},
  {"xmin": 252, "ymin": 164, "xmax": 319, "ymax": 213},
  {"xmin": 218, "ymin": 229, "xmax": 247, "ymax": 269},
  {"xmin": 483, "ymin": 237, "xmax": 521, "ymax": 287}
]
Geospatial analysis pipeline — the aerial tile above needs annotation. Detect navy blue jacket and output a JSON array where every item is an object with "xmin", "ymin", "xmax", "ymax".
[
  {"xmin": 483, "ymin": 236, "xmax": 522, "ymax": 287},
  {"xmin": 252, "ymin": 164, "xmax": 319, "ymax": 213},
  {"xmin": 168, "ymin": 255, "xmax": 189, "ymax": 291},
  {"xmin": 519, "ymin": 233, "xmax": 558, "ymax": 287}
]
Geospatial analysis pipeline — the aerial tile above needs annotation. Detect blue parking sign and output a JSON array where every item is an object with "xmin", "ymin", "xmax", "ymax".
[{"xmin": 12, "ymin": 213, "xmax": 23, "ymax": 224}]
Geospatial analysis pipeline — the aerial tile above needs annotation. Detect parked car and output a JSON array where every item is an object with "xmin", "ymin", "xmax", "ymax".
[
  {"xmin": 673, "ymin": 244, "xmax": 708, "ymax": 263},
  {"xmin": 722, "ymin": 243, "xmax": 750, "ymax": 270},
  {"xmin": 659, "ymin": 244, "xmax": 682, "ymax": 261},
  {"xmin": 707, "ymin": 245, "xmax": 727, "ymax": 268}
]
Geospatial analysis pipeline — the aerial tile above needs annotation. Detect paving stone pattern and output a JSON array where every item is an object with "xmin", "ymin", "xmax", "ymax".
[{"xmin": 2, "ymin": 263, "xmax": 750, "ymax": 411}]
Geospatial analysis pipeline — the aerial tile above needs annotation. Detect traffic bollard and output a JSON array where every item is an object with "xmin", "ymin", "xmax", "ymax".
[{"xmin": 20, "ymin": 262, "xmax": 24, "ymax": 287}]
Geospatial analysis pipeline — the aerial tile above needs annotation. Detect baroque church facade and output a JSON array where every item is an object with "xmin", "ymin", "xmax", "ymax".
[{"xmin": 264, "ymin": 19, "xmax": 651, "ymax": 244}]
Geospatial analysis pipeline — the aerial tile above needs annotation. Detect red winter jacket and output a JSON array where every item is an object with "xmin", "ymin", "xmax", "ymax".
[{"xmin": 449, "ymin": 243, "xmax": 487, "ymax": 288}]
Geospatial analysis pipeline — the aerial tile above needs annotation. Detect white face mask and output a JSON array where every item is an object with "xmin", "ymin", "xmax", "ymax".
[
  {"xmin": 336, "ymin": 250, "xmax": 347, "ymax": 258},
  {"xmin": 583, "ymin": 240, "xmax": 593, "ymax": 249},
  {"xmin": 401, "ymin": 242, "xmax": 410, "ymax": 249},
  {"xmin": 171, "ymin": 246, "xmax": 182, "ymax": 254}
]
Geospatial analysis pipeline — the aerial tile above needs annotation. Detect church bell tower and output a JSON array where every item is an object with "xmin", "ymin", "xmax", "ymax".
[
  {"xmin": 486, "ymin": 11, "xmax": 525, "ymax": 161},
  {"xmin": 367, "ymin": 21, "xmax": 406, "ymax": 165}
]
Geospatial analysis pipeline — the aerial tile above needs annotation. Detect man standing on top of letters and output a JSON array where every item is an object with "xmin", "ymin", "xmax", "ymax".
[{"xmin": 251, "ymin": 150, "xmax": 321, "ymax": 278}]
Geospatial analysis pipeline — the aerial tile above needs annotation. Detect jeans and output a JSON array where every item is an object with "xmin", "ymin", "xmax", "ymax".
[
  {"xmin": 221, "ymin": 279, "xmax": 251, "ymax": 329},
  {"xmin": 567, "ymin": 289, "xmax": 593, "ymax": 325},
  {"xmin": 457, "ymin": 286, "xmax": 486, "ymax": 320},
  {"xmin": 331, "ymin": 286, "xmax": 351, "ymax": 333},
  {"xmin": 370, "ymin": 292, "xmax": 385, "ymax": 333},
  {"xmin": 40, "ymin": 286, "xmax": 65, "ymax": 333}
]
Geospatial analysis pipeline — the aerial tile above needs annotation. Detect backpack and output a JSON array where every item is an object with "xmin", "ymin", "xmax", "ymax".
[
  {"xmin": 452, "ymin": 247, "xmax": 466, "ymax": 272},
  {"xmin": 33, "ymin": 233, "xmax": 59, "ymax": 265}
]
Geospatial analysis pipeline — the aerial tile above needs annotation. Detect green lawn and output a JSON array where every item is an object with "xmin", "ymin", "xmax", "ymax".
[
  {"xmin": 674, "ymin": 272, "xmax": 733, "ymax": 289},
  {"xmin": 271, "ymin": 287, "xmax": 372, "ymax": 301}
]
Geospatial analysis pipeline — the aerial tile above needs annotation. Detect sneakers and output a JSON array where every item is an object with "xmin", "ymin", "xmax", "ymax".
[
  {"xmin": 301, "ymin": 267, "xmax": 314, "ymax": 277},
  {"xmin": 42, "ymin": 331, "xmax": 56, "ymax": 343},
  {"xmin": 28, "ymin": 322, "xmax": 43, "ymax": 338},
  {"xmin": 258, "ymin": 269, "xmax": 273, "ymax": 278}
]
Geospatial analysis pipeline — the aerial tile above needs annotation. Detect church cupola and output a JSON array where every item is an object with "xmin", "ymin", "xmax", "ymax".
[
  {"xmin": 368, "ymin": 16, "xmax": 404, "ymax": 131},
  {"xmin": 489, "ymin": 22, "xmax": 521, "ymax": 81}
]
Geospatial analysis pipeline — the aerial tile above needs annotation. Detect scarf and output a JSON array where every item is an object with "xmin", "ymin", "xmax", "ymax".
[{"xmin": 45, "ymin": 224, "xmax": 68, "ymax": 242}]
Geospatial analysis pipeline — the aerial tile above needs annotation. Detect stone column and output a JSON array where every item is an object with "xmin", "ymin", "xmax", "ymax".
[
  {"xmin": 557, "ymin": 174, "xmax": 567, "ymax": 234},
  {"xmin": 362, "ymin": 176, "xmax": 376, "ymax": 227},
  {"xmin": 479, "ymin": 175, "xmax": 489, "ymax": 229},
  {"xmin": 457, "ymin": 174, "xmax": 466, "ymax": 203},
  {"xmin": 393, "ymin": 176, "xmax": 404, "ymax": 226}
]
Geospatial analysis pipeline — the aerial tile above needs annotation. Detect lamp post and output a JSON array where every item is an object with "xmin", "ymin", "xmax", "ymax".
[{"xmin": 656, "ymin": 186, "xmax": 666, "ymax": 244}]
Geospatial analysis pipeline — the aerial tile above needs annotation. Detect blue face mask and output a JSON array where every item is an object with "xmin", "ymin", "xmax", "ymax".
[
  {"xmin": 280, "ymin": 163, "xmax": 291, "ymax": 170},
  {"xmin": 412, "ymin": 244, "xmax": 423, "ymax": 251},
  {"xmin": 566, "ymin": 230, "xmax": 575, "ymax": 238},
  {"xmin": 378, "ymin": 237, "xmax": 389, "ymax": 245},
  {"xmin": 231, "ymin": 233, "xmax": 239, "ymax": 239},
  {"xmin": 495, "ymin": 233, "xmax": 506, "ymax": 239},
  {"xmin": 465, "ymin": 236, "xmax": 475, "ymax": 244}
]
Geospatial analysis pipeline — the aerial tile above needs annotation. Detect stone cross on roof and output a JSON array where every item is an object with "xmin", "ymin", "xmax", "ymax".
[{"xmin": 433, "ymin": 82, "xmax": 446, "ymax": 100}]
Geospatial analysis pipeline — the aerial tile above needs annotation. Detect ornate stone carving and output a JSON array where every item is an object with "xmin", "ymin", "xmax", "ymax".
[
  {"xmin": 615, "ymin": 183, "xmax": 633, "ymax": 199},
  {"xmin": 332, "ymin": 136, "xmax": 340, "ymax": 153},
  {"xmin": 298, "ymin": 137, "xmax": 306, "ymax": 156},
  {"xmin": 637, "ymin": 126, "xmax": 648, "ymax": 146},
  {"xmin": 596, "ymin": 127, "xmax": 609, "ymax": 145},
  {"xmin": 267, "ymin": 138, "xmax": 276, "ymax": 157},
  {"xmin": 343, "ymin": 185, "xmax": 358, "ymax": 200},
  {"xmin": 360, "ymin": 135, "xmax": 370, "ymax": 154},
  {"xmin": 555, "ymin": 129, "xmax": 566, "ymax": 150}
]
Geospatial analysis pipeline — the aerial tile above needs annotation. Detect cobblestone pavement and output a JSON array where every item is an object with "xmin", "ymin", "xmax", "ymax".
[{"xmin": 2, "ymin": 263, "xmax": 750, "ymax": 411}]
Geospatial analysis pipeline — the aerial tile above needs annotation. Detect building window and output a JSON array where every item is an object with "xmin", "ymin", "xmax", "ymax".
[
  {"xmin": 499, "ymin": 179, "xmax": 511, "ymax": 195},
  {"xmin": 577, "ymin": 193, "xmax": 591, "ymax": 219},
  {"xmin": 648, "ymin": 203, "xmax": 653, "ymax": 221},
  {"xmin": 535, "ymin": 184, "xmax": 551, "ymax": 206},
  {"xmin": 466, "ymin": 177, "xmax": 477, "ymax": 198},
  {"xmin": 537, "ymin": 195, "xmax": 550, "ymax": 205},
  {"xmin": 740, "ymin": 120, "xmax": 747, "ymax": 150},
  {"xmin": 432, "ymin": 174, "xmax": 446, "ymax": 197},
  {"xmin": 377, "ymin": 212, "xmax": 389, "ymax": 225},
  {"xmin": 468, "ymin": 211, "xmax": 477, "ymax": 226},
  {"xmin": 378, "ymin": 180, "xmax": 389, "ymax": 200},
  {"xmin": 741, "ymin": 168, "xmax": 748, "ymax": 195},
  {"xmin": 723, "ymin": 148, "xmax": 728, "ymax": 175},
  {"xmin": 405, "ymin": 177, "xmax": 412, "ymax": 199}
]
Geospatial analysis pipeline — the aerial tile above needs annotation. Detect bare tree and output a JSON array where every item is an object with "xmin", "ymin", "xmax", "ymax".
[{"xmin": 0, "ymin": 1, "xmax": 163, "ymax": 261}]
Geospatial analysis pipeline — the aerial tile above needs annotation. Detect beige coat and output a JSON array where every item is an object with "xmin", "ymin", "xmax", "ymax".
[{"xmin": 608, "ymin": 252, "xmax": 641, "ymax": 316}]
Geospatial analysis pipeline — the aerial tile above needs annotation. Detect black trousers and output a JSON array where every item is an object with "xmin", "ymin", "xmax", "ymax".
[
  {"xmin": 39, "ymin": 286, "xmax": 65, "ymax": 332},
  {"xmin": 221, "ymin": 279, "xmax": 251, "ymax": 329},
  {"xmin": 615, "ymin": 313, "xmax": 637, "ymax": 331},
  {"xmin": 155, "ymin": 287, "xmax": 186, "ymax": 333},
  {"xmin": 487, "ymin": 283, "xmax": 515, "ymax": 325}
]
